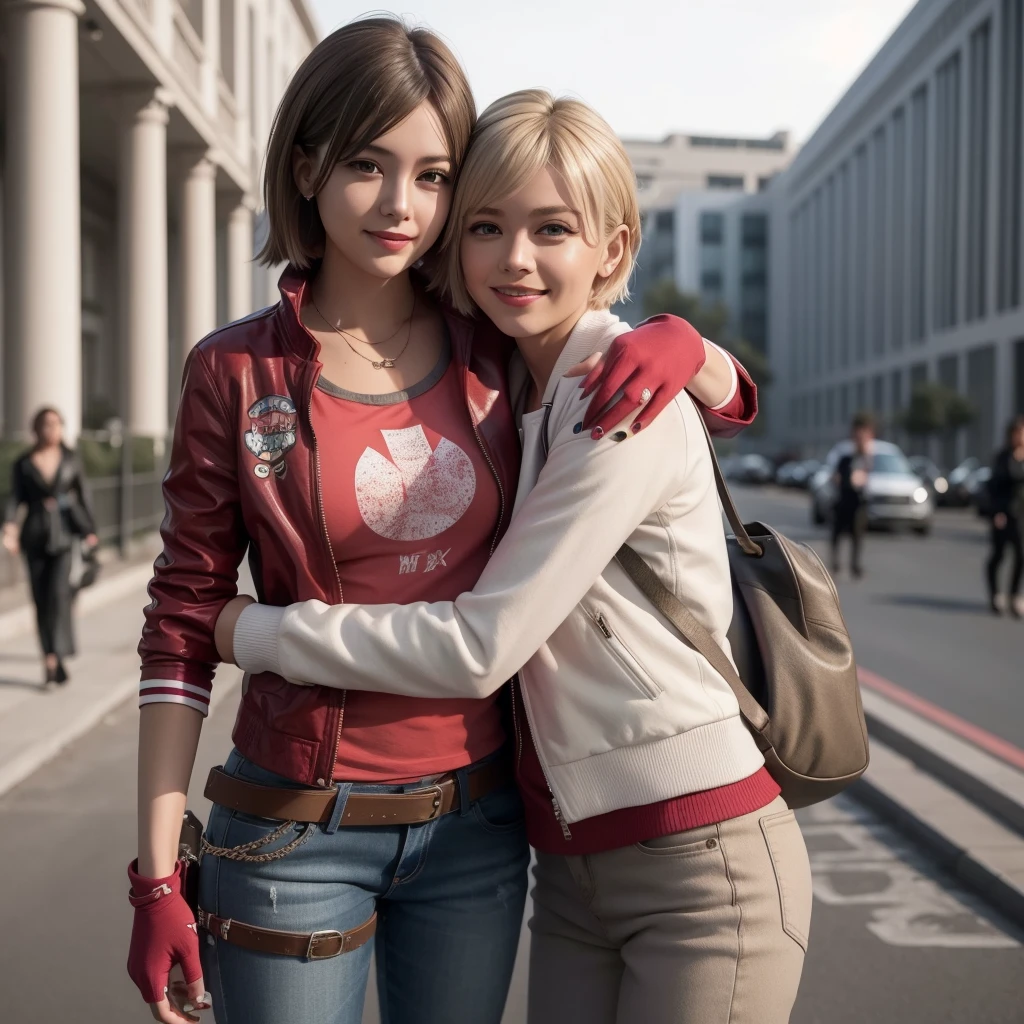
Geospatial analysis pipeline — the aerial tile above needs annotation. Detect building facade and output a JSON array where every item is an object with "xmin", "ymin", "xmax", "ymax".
[
  {"xmin": 0, "ymin": 0, "xmax": 318, "ymax": 444},
  {"xmin": 770, "ymin": 0, "xmax": 1024, "ymax": 462},
  {"xmin": 618, "ymin": 130, "xmax": 794, "ymax": 320}
]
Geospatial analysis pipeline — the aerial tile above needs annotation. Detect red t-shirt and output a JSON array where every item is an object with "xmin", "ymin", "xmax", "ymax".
[
  {"xmin": 513, "ymin": 688, "xmax": 780, "ymax": 854},
  {"xmin": 310, "ymin": 342, "xmax": 505, "ymax": 781}
]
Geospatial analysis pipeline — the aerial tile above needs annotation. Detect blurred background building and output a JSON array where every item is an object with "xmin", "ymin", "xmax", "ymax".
[
  {"xmin": 771, "ymin": 0, "xmax": 1024, "ymax": 463},
  {"xmin": 622, "ymin": 0, "xmax": 1024, "ymax": 465},
  {"xmin": 617, "ymin": 130, "xmax": 795, "ymax": 344},
  {"xmin": 0, "ymin": 0, "xmax": 318, "ymax": 446}
]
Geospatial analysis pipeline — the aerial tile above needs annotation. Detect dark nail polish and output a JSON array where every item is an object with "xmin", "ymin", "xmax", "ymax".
[
  {"xmin": 572, "ymin": 422, "xmax": 583, "ymax": 434},
  {"xmin": 631, "ymin": 421, "xmax": 643, "ymax": 433},
  {"xmin": 591, "ymin": 426, "xmax": 604, "ymax": 439},
  {"xmin": 611, "ymin": 431, "xmax": 628, "ymax": 442}
]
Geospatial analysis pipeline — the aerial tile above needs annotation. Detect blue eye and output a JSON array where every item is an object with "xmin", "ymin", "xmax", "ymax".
[
  {"xmin": 469, "ymin": 222, "xmax": 500, "ymax": 236},
  {"xmin": 539, "ymin": 223, "xmax": 572, "ymax": 236}
]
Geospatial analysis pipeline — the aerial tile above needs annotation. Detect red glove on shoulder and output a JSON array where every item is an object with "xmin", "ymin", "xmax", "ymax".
[
  {"xmin": 579, "ymin": 314, "xmax": 706, "ymax": 435},
  {"xmin": 126, "ymin": 859, "xmax": 204, "ymax": 1005}
]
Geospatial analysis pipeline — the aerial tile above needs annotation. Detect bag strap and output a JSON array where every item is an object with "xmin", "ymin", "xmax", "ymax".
[
  {"xmin": 614, "ymin": 543, "xmax": 769, "ymax": 734},
  {"xmin": 692, "ymin": 412, "xmax": 763, "ymax": 557}
]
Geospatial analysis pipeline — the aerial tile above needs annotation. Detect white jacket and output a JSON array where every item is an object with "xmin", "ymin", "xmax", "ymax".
[{"xmin": 234, "ymin": 310, "xmax": 764, "ymax": 823}]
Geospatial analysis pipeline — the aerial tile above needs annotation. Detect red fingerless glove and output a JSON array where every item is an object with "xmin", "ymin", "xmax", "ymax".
[
  {"xmin": 126, "ymin": 859, "xmax": 203, "ymax": 1004},
  {"xmin": 580, "ymin": 314, "xmax": 706, "ymax": 435}
]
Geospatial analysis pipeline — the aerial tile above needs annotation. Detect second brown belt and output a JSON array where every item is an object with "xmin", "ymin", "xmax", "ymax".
[{"xmin": 204, "ymin": 756, "xmax": 512, "ymax": 828}]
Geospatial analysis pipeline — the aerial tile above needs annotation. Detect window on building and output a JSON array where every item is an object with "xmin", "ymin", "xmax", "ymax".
[
  {"xmin": 706, "ymin": 174, "xmax": 745, "ymax": 190},
  {"xmin": 853, "ymin": 145, "xmax": 869, "ymax": 364},
  {"xmin": 890, "ymin": 369, "xmax": 904, "ymax": 417},
  {"xmin": 701, "ymin": 270, "xmax": 723, "ymax": 292},
  {"xmin": 757, "ymin": 175, "xmax": 775, "ymax": 192},
  {"xmin": 909, "ymin": 86, "xmax": 929, "ymax": 341},
  {"xmin": 700, "ymin": 211, "xmax": 724, "ymax": 245},
  {"xmin": 872, "ymin": 127, "xmax": 887, "ymax": 357},
  {"xmin": 967, "ymin": 23, "xmax": 991, "ymax": 322},
  {"xmin": 872, "ymin": 375, "xmax": 885, "ymax": 414},
  {"xmin": 998, "ymin": 0, "xmax": 1022, "ymax": 311},
  {"xmin": 934, "ymin": 53, "xmax": 962, "ymax": 331},
  {"xmin": 838, "ymin": 162, "xmax": 850, "ymax": 368},
  {"xmin": 741, "ymin": 213, "xmax": 767, "ymax": 247},
  {"xmin": 654, "ymin": 210, "xmax": 675, "ymax": 234},
  {"xmin": 825, "ymin": 176, "xmax": 837, "ymax": 373},
  {"xmin": 967, "ymin": 344, "xmax": 997, "ymax": 457},
  {"xmin": 891, "ymin": 107, "xmax": 907, "ymax": 350},
  {"xmin": 855, "ymin": 379, "xmax": 868, "ymax": 414}
]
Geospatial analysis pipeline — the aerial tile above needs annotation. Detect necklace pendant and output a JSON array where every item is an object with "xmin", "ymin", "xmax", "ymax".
[{"xmin": 375, "ymin": 358, "xmax": 396, "ymax": 369}]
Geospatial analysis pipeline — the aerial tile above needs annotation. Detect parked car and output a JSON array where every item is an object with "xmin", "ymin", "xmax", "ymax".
[
  {"xmin": 795, "ymin": 459, "xmax": 823, "ymax": 489},
  {"xmin": 725, "ymin": 453, "xmax": 774, "ymax": 485},
  {"xmin": 810, "ymin": 440, "xmax": 934, "ymax": 534},
  {"xmin": 968, "ymin": 465, "xmax": 993, "ymax": 518},
  {"xmin": 944, "ymin": 457, "xmax": 981, "ymax": 507},
  {"xmin": 907, "ymin": 456, "xmax": 949, "ymax": 500},
  {"xmin": 775, "ymin": 461, "xmax": 802, "ymax": 487}
]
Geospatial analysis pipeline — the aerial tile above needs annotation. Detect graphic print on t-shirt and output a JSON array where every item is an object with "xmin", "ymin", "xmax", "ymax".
[{"xmin": 355, "ymin": 425, "xmax": 477, "ymax": 541}]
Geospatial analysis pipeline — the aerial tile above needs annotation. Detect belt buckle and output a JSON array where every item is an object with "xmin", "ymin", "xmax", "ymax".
[
  {"xmin": 422, "ymin": 783, "xmax": 446, "ymax": 820},
  {"xmin": 306, "ymin": 929, "xmax": 344, "ymax": 960}
]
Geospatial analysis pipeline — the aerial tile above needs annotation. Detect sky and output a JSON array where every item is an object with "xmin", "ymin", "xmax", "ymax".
[{"xmin": 309, "ymin": 0, "xmax": 921, "ymax": 144}]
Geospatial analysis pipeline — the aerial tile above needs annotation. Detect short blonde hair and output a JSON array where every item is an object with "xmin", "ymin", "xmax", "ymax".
[{"xmin": 435, "ymin": 90, "xmax": 641, "ymax": 314}]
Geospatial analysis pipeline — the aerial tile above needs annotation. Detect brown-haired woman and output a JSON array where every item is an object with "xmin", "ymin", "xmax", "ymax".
[
  {"xmin": 2, "ymin": 407, "xmax": 98, "ymax": 686},
  {"xmin": 126, "ymin": 16, "xmax": 759, "ymax": 1024}
]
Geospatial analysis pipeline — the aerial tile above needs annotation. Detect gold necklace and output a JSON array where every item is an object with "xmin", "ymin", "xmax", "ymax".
[{"xmin": 310, "ymin": 294, "xmax": 416, "ymax": 370}]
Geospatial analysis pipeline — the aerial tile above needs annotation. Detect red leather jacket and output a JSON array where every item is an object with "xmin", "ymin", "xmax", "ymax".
[{"xmin": 139, "ymin": 269, "xmax": 756, "ymax": 788}]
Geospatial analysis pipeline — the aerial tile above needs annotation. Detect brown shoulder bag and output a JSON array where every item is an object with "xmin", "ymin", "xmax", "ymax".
[{"xmin": 615, "ymin": 421, "xmax": 869, "ymax": 809}]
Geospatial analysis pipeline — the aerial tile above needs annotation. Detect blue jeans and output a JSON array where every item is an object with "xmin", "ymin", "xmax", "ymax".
[{"xmin": 199, "ymin": 748, "xmax": 529, "ymax": 1024}]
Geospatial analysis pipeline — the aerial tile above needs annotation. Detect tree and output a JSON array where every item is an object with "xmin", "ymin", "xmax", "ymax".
[
  {"xmin": 642, "ymin": 280, "xmax": 772, "ymax": 387},
  {"xmin": 899, "ymin": 381, "xmax": 975, "ymax": 442}
]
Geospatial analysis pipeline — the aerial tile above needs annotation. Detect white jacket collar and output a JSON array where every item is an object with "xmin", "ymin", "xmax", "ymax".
[{"xmin": 541, "ymin": 310, "xmax": 622, "ymax": 406}]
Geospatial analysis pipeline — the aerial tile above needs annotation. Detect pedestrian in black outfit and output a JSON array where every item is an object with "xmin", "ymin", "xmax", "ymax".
[
  {"xmin": 832, "ymin": 413, "xmax": 875, "ymax": 578},
  {"xmin": 2, "ymin": 408, "xmax": 99, "ymax": 684},
  {"xmin": 986, "ymin": 415, "xmax": 1024, "ymax": 618}
]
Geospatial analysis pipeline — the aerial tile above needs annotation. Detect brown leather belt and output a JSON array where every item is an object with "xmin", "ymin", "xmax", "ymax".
[
  {"xmin": 204, "ymin": 755, "xmax": 512, "ymax": 827},
  {"xmin": 198, "ymin": 908, "xmax": 376, "ymax": 960}
]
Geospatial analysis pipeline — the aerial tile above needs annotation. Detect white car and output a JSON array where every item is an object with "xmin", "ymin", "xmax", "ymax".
[{"xmin": 810, "ymin": 440, "xmax": 933, "ymax": 535}]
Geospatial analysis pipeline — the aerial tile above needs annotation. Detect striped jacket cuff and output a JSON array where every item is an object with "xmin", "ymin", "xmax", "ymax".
[{"xmin": 139, "ymin": 679, "xmax": 211, "ymax": 716}]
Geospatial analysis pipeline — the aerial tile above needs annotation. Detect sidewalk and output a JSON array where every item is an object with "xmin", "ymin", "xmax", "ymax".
[{"xmin": 0, "ymin": 537, "xmax": 170, "ymax": 797}]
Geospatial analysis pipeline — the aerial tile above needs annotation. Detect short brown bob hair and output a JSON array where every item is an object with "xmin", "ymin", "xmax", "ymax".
[{"xmin": 258, "ymin": 16, "xmax": 475, "ymax": 269}]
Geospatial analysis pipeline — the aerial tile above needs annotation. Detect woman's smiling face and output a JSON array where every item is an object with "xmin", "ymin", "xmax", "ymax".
[
  {"xmin": 293, "ymin": 101, "xmax": 454, "ymax": 280},
  {"xmin": 459, "ymin": 165, "xmax": 627, "ymax": 340}
]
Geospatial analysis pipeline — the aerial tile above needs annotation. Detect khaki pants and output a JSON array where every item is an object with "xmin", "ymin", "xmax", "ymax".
[{"xmin": 527, "ymin": 795, "xmax": 811, "ymax": 1024}]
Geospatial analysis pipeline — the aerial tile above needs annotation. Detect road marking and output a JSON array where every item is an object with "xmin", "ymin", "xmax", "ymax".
[
  {"xmin": 800, "ymin": 797, "xmax": 1019, "ymax": 948},
  {"xmin": 858, "ymin": 667, "xmax": 1024, "ymax": 772}
]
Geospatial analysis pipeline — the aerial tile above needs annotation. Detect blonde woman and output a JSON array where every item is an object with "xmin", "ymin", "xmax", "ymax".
[{"xmin": 217, "ymin": 91, "xmax": 811, "ymax": 1024}]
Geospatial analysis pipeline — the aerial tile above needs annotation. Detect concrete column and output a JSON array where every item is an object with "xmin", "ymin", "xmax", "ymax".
[
  {"xmin": 179, "ymin": 151, "xmax": 218, "ymax": 354},
  {"xmin": 119, "ymin": 88, "xmax": 172, "ymax": 441},
  {"xmin": 201, "ymin": 0, "xmax": 221, "ymax": 116},
  {"xmin": 226, "ymin": 200, "xmax": 254, "ymax": 322},
  {"xmin": 3, "ymin": 0, "xmax": 84, "ymax": 442}
]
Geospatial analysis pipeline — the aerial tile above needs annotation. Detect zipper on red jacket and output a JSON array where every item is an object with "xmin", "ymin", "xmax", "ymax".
[
  {"xmin": 307, "ymin": 367, "xmax": 347, "ymax": 787},
  {"xmin": 509, "ymin": 676, "xmax": 524, "ymax": 770},
  {"xmin": 463, "ymin": 363, "xmax": 506, "ymax": 556}
]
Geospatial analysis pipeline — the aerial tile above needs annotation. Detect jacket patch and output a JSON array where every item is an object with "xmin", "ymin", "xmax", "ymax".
[{"xmin": 245, "ymin": 395, "xmax": 297, "ymax": 478}]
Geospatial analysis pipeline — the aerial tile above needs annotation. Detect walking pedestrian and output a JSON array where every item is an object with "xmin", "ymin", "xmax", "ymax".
[
  {"xmin": 2, "ymin": 407, "xmax": 98, "ymax": 685},
  {"xmin": 832, "ymin": 413, "xmax": 875, "ymax": 578},
  {"xmin": 986, "ymin": 415, "xmax": 1024, "ymax": 618}
]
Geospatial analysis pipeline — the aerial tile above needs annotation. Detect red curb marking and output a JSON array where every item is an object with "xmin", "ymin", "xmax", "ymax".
[{"xmin": 858, "ymin": 666, "xmax": 1024, "ymax": 773}]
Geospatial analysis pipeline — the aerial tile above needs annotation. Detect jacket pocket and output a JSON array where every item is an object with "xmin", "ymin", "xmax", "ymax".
[
  {"xmin": 586, "ymin": 611, "xmax": 663, "ymax": 701},
  {"xmin": 760, "ymin": 809, "xmax": 813, "ymax": 953}
]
